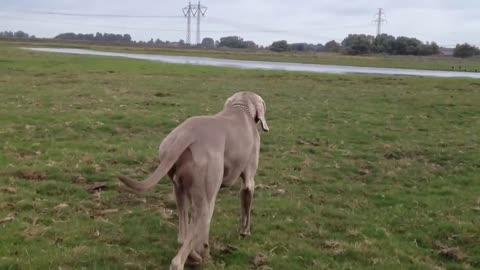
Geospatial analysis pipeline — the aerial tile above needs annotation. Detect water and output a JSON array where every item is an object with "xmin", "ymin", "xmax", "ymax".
[{"xmin": 23, "ymin": 47, "xmax": 480, "ymax": 79}]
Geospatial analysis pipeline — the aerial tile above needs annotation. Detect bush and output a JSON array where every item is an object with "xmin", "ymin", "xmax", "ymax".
[
  {"xmin": 269, "ymin": 40, "xmax": 289, "ymax": 52},
  {"xmin": 341, "ymin": 34, "xmax": 374, "ymax": 55},
  {"xmin": 324, "ymin": 40, "xmax": 341, "ymax": 52},
  {"xmin": 218, "ymin": 36, "xmax": 257, "ymax": 49},
  {"xmin": 453, "ymin": 43, "xmax": 480, "ymax": 58}
]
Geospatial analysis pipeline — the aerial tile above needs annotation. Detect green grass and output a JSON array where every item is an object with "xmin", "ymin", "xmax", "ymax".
[
  {"xmin": 1, "ymin": 43, "xmax": 479, "ymax": 270},
  {"xmin": 4, "ymin": 39, "xmax": 480, "ymax": 72}
]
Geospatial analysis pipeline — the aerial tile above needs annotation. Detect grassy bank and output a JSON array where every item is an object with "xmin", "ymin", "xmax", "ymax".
[
  {"xmin": 3, "ymin": 39, "xmax": 480, "ymax": 72},
  {"xmin": 0, "ymin": 44, "xmax": 479, "ymax": 269}
]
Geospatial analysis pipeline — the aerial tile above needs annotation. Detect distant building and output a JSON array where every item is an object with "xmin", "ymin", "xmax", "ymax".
[{"xmin": 439, "ymin": 48, "xmax": 454, "ymax": 56}]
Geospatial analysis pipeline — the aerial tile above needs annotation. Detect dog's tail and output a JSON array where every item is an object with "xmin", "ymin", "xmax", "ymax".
[{"xmin": 118, "ymin": 130, "xmax": 193, "ymax": 191}]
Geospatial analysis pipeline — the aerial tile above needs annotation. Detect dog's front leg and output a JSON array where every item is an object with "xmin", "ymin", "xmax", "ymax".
[{"xmin": 240, "ymin": 173, "xmax": 255, "ymax": 236}]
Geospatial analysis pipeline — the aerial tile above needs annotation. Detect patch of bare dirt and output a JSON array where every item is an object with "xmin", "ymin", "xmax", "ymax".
[
  {"xmin": 322, "ymin": 240, "xmax": 346, "ymax": 255},
  {"xmin": 86, "ymin": 182, "xmax": 108, "ymax": 193},
  {"xmin": 0, "ymin": 214, "xmax": 15, "ymax": 224},
  {"xmin": 382, "ymin": 144, "xmax": 425, "ymax": 161},
  {"xmin": 297, "ymin": 138, "xmax": 320, "ymax": 146},
  {"xmin": 15, "ymin": 170, "xmax": 47, "ymax": 181},
  {"xmin": 0, "ymin": 186, "xmax": 17, "ymax": 194},
  {"xmin": 250, "ymin": 253, "xmax": 270, "ymax": 269},
  {"xmin": 434, "ymin": 241, "xmax": 466, "ymax": 262},
  {"xmin": 13, "ymin": 150, "xmax": 41, "ymax": 160}
]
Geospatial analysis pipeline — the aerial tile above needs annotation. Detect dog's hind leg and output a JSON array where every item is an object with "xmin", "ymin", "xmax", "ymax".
[
  {"xmin": 170, "ymin": 193, "xmax": 208, "ymax": 270},
  {"xmin": 170, "ymin": 158, "xmax": 209, "ymax": 270},
  {"xmin": 173, "ymin": 175, "xmax": 189, "ymax": 245},
  {"xmin": 174, "ymin": 175, "xmax": 202, "ymax": 265},
  {"xmin": 193, "ymin": 158, "xmax": 223, "ymax": 260}
]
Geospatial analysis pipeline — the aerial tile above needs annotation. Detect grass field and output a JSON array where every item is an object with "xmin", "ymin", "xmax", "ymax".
[
  {"xmin": 4, "ymin": 39, "xmax": 480, "ymax": 72},
  {"xmin": 1, "ymin": 43, "xmax": 480, "ymax": 270}
]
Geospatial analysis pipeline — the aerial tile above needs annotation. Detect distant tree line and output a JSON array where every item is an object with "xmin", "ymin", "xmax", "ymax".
[
  {"xmin": 52, "ymin": 33, "xmax": 261, "ymax": 50},
  {"xmin": 270, "ymin": 40, "xmax": 325, "ymax": 52},
  {"xmin": 0, "ymin": 30, "xmax": 36, "ymax": 39},
  {"xmin": 53, "ymin": 33, "xmax": 259, "ymax": 49},
  {"xmin": 53, "ymin": 32, "xmax": 191, "ymax": 46},
  {"xmin": 4, "ymin": 29, "xmax": 479, "ymax": 58},
  {"xmin": 55, "ymin": 32, "xmax": 133, "ymax": 43},
  {"xmin": 268, "ymin": 33, "xmax": 441, "ymax": 56},
  {"xmin": 140, "ymin": 38, "xmax": 184, "ymax": 46}
]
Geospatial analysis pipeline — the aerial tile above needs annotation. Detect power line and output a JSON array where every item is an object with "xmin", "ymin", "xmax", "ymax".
[
  {"xmin": 0, "ymin": 14, "xmax": 371, "ymax": 33},
  {"xmin": 0, "ymin": 15, "xmax": 247, "ymax": 33},
  {"xmin": 1, "ymin": 15, "xmax": 372, "ymax": 44},
  {"xmin": 1, "ymin": 12, "xmax": 376, "ymax": 43},
  {"xmin": 206, "ymin": 17, "xmax": 373, "ymax": 41},
  {"xmin": 2, "ymin": 10, "xmax": 372, "ymax": 37},
  {"xmin": 207, "ymin": 17, "xmax": 372, "ymax": 32},
  {"xmin": 0, "ymin": 15, "xmax": 179, "ymax": 31},
  {"xmin": 10, "ymin": 9, "xmax": 182, "ymax": 18},
  {"xmin": 207, "ymin": 16, "xmax": 285, "ymax": 33}
]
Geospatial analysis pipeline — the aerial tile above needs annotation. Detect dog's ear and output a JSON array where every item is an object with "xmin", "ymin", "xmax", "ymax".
[
  {"xmin": 255, "ymin": 99, "xmax": 269, "ymax": 132},
  {"xmin": 224, "ymin": 96, "xmax": 234, "ymax": 108}
]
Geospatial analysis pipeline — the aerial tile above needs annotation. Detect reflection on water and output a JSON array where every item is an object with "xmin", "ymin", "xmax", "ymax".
[{"xmin": 23, "ymin": 47, "xmax": 480, "ymax": 79}]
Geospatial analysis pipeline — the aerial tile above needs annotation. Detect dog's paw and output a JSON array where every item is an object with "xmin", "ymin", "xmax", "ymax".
[
  {"xmin": 185, "ymin": 250, "xmax": 203, "ymax": 266},
  {"xmin": 240, "ymin": 229, "xmax": 251, "ymax": 237},
  {"xmin": 169, "ymin": 263, "xmax": 183, "ymax": 270},
  {"xmin": 169, "ymin": 261, "xmax": 183, "ymax": 270}
]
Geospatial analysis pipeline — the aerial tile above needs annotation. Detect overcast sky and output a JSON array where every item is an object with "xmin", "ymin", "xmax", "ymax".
[{"xmin": 1, "ymin": 0, "xmax": 479, "ymax": 47}]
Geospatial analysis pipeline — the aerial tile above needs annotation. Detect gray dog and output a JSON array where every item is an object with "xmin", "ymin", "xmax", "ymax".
[{"xmin": 118, "ymin": 91, "xmax": 269, "ymax": 270}]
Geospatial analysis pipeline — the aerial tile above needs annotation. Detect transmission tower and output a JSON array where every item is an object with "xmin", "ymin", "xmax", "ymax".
[
  {"xmin": 182, "ymin": 2, "xmax": 195, "ymax": 45},
  {"xmin": 194, "ymin": 1, "xmax": 208, "ymax": 45},
  {"xmin": 373, "ymin": 8, "xmax": 386, "ymax": 36}
]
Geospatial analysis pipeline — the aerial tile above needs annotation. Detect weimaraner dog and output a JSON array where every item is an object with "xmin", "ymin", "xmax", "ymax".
[{"xmin": 118, "ymin": 91, "xmax": 269, "ymax": 270}]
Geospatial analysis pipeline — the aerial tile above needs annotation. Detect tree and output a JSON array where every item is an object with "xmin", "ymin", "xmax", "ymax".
[
  {"xmin": 453, "ymin": 43, "xmax": 480, "ymax": 58},
  {"xmin": 314, "ymin": 43, "xmax": 325, "ymax": 52},
  {"xmin": 373, "ymin": 34, "xmax": 396, "ymax": 53},
  {"xmin": 55, "ymin": 32, "xmax": 76, "ymax": 40},
  {"xmin": 341, "ymin": 34, "xmax": 374, "ymax": 55},
  {"xmin": 324, "ymin": 40, "xmax": 341, "ymax": 52},
  {"xmin": 393, "ymin": 36, "xmax": 422, "ymax": 55},
  {"xmin": 201, "ymin": 37, "xmax": 215, "ymax": 48},
  {"xmin": 218, "ymin": 36, "xmax": 247, "ymax": 48},
  {"xmin": 0, "ymin": 31, "xmax": 14, "ymax": 38},
  {"xmin": 373, "ymin": 35, "xmax": 439, "ymax": 56},
  {"xmin": 95, "ymin": 32, "xmax": 103, "ymax": 41},
  {"xmin": 417, "ymin": 42, "xmax": 440, "ymax": 56},
  {"xmin": 14, "ymin": 31, "xmax": 29, "ymax": 39},
  {"xmin": 289, "ymin": 43, "xmax": 306, "ymax": 52},
  {"xmin": 244, "ymin": 40, "xmax": 258, "ymax": 49},
  {"xmin": 269, "ymin": 40, "xmax": 289, "ymax": 52},
  {"xmin": 0, "ymin": 31, "xmax": 33, "ymax": 39},
  {"xmin": 122, "ymin": 34, "xmax": 132, "ymax": 43},
  {"xmin": 430, "ymin": 42, "xmax": 440, "ymax": 55},
  {"xmin": 288, "ymin": 43, "xmax": 323, "ymax": 52}
]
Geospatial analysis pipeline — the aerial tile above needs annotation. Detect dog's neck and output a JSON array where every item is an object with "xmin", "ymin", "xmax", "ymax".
[{"xmin": 231, "ymin": 103, "xmax": 254, "ymax": 119}]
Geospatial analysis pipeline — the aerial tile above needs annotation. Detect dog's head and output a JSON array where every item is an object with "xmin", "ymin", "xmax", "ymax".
[{"xmin": 225, "ymin": 91, "xmax": 269, "ymax": 132}]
